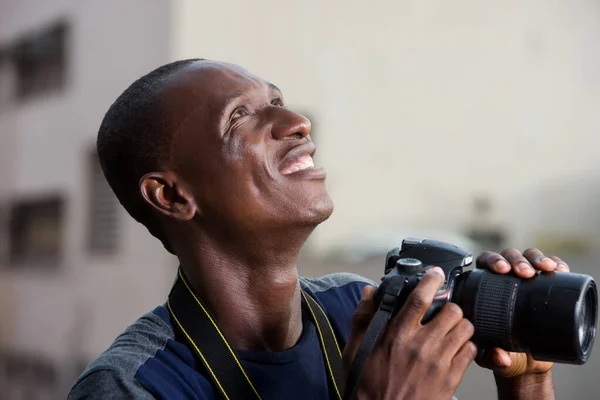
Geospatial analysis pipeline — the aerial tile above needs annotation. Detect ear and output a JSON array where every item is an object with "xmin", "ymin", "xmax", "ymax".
[{"xmin": 139, "ymin": 172, "xmax": 198, "ymax": 221}]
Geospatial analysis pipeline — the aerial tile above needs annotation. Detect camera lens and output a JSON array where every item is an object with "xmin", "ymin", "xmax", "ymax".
[
  {"xmin": 452, "ymin": 269, "xmax": 598, "ymax": 364},
  {"xmin": 579, "ymin": 302, "xmax": 587, "ymax": 346},
  {"xmin": 577, "ymin": 282, "xmax": 597, "ymax": 358}
]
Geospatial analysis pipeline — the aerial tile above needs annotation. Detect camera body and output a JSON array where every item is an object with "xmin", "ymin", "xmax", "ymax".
[
  {"xmin": 374, "ymin": 237, "xmax": 598, "ymax": 364},
  {"xmin": 375, "ymin": 237, "xmax": 472, "ymax": 324}
]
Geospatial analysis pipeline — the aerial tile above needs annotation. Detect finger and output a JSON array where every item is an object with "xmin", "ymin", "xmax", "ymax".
[
  {"xmin": 451, "ymin": 341, "xmax": 478, "ymax": 376},
  {"xmin": 500, "ymin": 248, "xmax": 535, "ymax": 278},
  {"xmin": 475, "ymin": 347, "xmax": 511, "ymax": 370},
  {"xmin": 522, "ymin": 248, "xmax": 557, "ymax": 271},
  {"xmin": 440, "ymin": 317, "xmax": 475, "ymax": 356},
  {"xmin": 425, "ymin": 302, "xmax": 466, "ymax": 338},
  {"xmin": 344, "ymin": 286, "xmax": 377, "ymax": 362},
  {"xmin": 550, "ymin": 255, "xmax": 570, "ymax": 272},
  {"xmin": 349, "ymin": 286, "xmax": 377, "ymax": 337},
  {"xmin": 493, "ymin": 351, "xmax": 529, "ymax": 378},
  {"xmin": 491, "ymin": 348, "xmax": 512, "ymax": 368},
  {"xmin": 476, "ymin": 251, "xmax": 511, "ymax": 274},
  {"xmin": 388, "ymin": 267, "xmax": 445, "ymax": 334}
]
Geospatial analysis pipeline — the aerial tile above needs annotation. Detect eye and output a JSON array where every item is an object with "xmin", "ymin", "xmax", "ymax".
[
  {"xmin": 271, "ymin": 98, "xmax": 285, "ymax": 107},
  {"xmin": 231, "ymin": 106, "xmax": 250, "ymax": 120}
]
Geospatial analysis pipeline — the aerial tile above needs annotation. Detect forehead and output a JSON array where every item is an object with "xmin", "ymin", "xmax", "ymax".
[
  {"xmin": 159, "ymin": 61, "xmax": 278, "ymax": 133},
  {"xmin": 158, "ymin": 61, "xmax": 277, "ymax": 153},
  {"xmin": 164, "ymin": 61, "xmax": 274, "ymax": 106}
]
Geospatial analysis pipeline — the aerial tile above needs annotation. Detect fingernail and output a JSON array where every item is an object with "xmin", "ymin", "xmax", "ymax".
[
  {"xmin": 496, "ymin": 260, "xmax": 510, "ymax": 270},
  {"xmin": 361, "ymin": 286, "xmax": 372, "ymax": 300},
  {"xmin": 536, "ymin": 256, "xmax": 557, "ymax": 267},
  {"xmin": 494, "ymin": 352, "xmax": 504, "ymax": 365},
  {"xmin": 517, "ymin": 262, "xmax": 533, "ymax": 272},
  {"xmin": 428, "ymin": 266, "xmax": 445, "ymax": 278},
  {"xmin": 500, "ymin": 353, "xmax": 511, "ymax": 366}
]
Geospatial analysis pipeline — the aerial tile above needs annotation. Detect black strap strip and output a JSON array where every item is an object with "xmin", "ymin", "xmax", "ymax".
[
  {"xmin": 343, "ymin": 308, "xmax": 391, "ymax": 400},
  {"xmin": 302, "ymin": 291, "xmax": 344, "ymax": 400},
  {"xmin": 168, "ymin": 269, "xmax": 344, "ymax": 400},
  {"xmin": 167, "ymin": 270, "xmax": 262, "ymax": 400}
]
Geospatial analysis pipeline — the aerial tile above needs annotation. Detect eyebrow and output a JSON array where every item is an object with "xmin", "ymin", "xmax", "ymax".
[
  {"xmin": 223, "ymin": 83, "xmax": 283, "ymax": 108},
  {"xmin": 223, "ymin": 90, "xmax": 248, "ymax": 107},
  {"xmin": 268, "ymin": 82, "xmax": 282, "ymax": 96}
]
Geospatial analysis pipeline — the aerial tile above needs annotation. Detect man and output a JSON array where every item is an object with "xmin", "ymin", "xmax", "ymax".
[{"xmin": 69, "ymin": 59, "xmax": 568, "ymax": 399}]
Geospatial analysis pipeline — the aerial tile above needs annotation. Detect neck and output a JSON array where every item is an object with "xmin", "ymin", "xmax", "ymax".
[{"xmin": 172, "ymin": 225, "xmax": 313, "ymax": 352}]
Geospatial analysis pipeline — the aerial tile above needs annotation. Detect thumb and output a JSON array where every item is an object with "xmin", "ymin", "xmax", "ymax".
[
  {"xmin": 477, "ymin": 348, "xmax": 529, "ymax": 378},
  {"xmin": 351, "ymin": 286, "xmax": 377, "ymax": 335},
  {"xmin": 494, "ymin": 351, "xmax": 528, "ymax": 378},
  {"xmin": 344, "ymin": 286, "xmax": 377, "ymax": 364}
]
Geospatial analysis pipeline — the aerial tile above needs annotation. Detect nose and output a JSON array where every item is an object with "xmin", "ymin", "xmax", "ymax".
[{"xmin": 269, "ymin": 107, "xmax": 311, "ymax": 140}]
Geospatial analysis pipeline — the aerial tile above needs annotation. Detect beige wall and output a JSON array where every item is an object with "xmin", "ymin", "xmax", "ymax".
[
  {"xmin": 172, "ymin": 0, "xmax": 600, "ymax": 255},
  {"xmin": 0, "ymin": 0, "xmax": 597, "ymax": 397},
  {"xmin": 0, "ymin": 0, "xmax": 175, "ymax": 364},
  {"xmin": 172, "ymin": 1, "xmax": 600, "ymax": 398}
]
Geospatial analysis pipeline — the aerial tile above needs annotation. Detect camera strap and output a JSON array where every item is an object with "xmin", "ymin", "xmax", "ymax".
[
  {"xmin": 344, "ymin": 280, "xmax": 407, "ymax": 400},
  {"xmin": 167, "ymin": 268, "xmax": 344, "ymax": 400}
]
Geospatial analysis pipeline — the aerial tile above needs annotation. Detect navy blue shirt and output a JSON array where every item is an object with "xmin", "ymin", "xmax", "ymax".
[{"xmin": 69, "ymin": 273, "xmax": 374, "ymax": 399}]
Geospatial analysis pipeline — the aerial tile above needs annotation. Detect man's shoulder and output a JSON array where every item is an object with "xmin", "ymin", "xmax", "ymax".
[
  {"xmin": 68, "ymin": 305, "xmax": 175, "ymax": 399},
  {"xmin": 84, "ymin": 305, "xmax": 174, "ymax": 375},
  {"xmin": 300, "ymin": 272, "xmax": 376, "ymax": 294},
  {"xmin": 300, "ymin": 273, "xmax": 376, "ymax": 343}
]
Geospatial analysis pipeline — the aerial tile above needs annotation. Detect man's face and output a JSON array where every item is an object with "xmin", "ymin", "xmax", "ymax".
[{"xmin": 162, "ymin": 61, "xmax": 333, "ymax": 234}]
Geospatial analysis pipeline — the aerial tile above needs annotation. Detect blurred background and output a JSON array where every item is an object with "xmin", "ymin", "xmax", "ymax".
[{"xmin": 0, "ymin": 0, "xmax": 599, "ymax": 398}]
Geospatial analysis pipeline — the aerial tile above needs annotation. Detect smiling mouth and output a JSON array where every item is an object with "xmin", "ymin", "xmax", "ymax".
[{"xmin": 280, "ymin": 154, "xmax": 315, "ymax": 175}]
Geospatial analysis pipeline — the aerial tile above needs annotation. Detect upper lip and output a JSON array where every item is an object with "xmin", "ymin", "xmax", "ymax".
[{"xmin": 279, "ymin": 141, "xmax": 316, "ymax": 172}]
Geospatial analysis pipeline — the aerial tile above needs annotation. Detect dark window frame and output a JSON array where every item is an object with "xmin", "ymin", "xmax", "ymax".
[
  {"xmin": 12, "ymin": 19, "xmax": 69, "ymax": 101},
  {"xmin": 8, "ymin": 194, "xmax": 65, "ymax": 268},
  {"xmin": 87, "ymin": 150, "xmax": 120, "ymax": 256}
]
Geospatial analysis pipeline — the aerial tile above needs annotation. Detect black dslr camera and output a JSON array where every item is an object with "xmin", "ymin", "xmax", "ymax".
[{"xmin": 376, "ymin": 237, "xmax": 597, "ymax": 364}]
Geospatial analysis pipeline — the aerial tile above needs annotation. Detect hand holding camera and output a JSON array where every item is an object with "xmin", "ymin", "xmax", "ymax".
[
  {"xmin": 343, "ymin": 238, "xmax": 597, "ymax": 400},
  {"xmin": 474, "ymin": 248, "xmax": 569, "ymax": 377},
  {"xmin": 343, "ymin": 267, "xmax": 477, "ymax": 400}
]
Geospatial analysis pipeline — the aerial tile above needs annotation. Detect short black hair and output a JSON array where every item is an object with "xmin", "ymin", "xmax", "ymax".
[{"xmin": 97, "ymin": 58, "xmax": 202, "ymax": 254}]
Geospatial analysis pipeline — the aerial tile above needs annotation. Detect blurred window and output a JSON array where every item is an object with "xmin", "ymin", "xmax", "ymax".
[
  {"xmin": 0, "ymin": 204, "xmax": 8, "ymax": 264},
  {"xmin": 0, "ymin": 48, "xmax": 14, "ymax": 109},
  {"xmin": 9, "ymin": 196, "xmax": 64, "ymax": 267},
  {"xmin": 2, "ymin": 352, "xmax": 59, "ymax": 400},
  {"xmin": 88, "ymin": 151, "xmax": 120, "ymax": 255},
  {"xmin": 13, "ymin": 20, "xmax": 68, "ymax": 101}
]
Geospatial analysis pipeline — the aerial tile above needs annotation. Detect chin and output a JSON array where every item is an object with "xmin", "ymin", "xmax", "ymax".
[{"xmin": 304, "ymin": 192, "xmax": 334, "ymax": 225}]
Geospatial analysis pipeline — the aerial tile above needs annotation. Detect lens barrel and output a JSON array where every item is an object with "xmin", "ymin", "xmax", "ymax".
[{"xmin": 452, "ymin": 269, "xmax": 598, "ymax": 364}]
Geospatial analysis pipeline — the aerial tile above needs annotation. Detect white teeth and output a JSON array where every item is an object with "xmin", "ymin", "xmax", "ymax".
[{"xmin": 282, "ymin": 154, "xmax": 314, "ymax": 175}]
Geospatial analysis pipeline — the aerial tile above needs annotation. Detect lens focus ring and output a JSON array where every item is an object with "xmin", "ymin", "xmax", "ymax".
[{"xmin": 473, "ymin": 273, "xmax": 519, "ymax": 350}]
